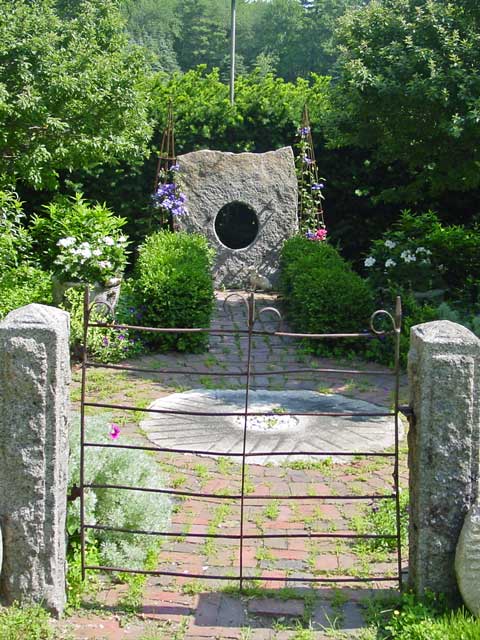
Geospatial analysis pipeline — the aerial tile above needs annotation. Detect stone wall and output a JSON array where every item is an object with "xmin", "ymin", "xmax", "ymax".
[
  {"xmin": 408, "ymin": 320, "xmax": 480, "ymax": 601},
  {"xmin": 0, "ymin": 304, "xmax": 70, "ymax": 616},
  {"xmin": 176, "ymin": 147, "xmax": 298, "ymax": 289}
]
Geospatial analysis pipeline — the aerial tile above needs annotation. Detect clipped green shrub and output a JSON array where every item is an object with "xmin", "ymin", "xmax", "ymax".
[
  {"xmin": 68, "ymin": 414, "xmax": 171, "ymax": 570},
  {"xmin": 280, "ymin": 237, "xmax": 375, "ymax": 354},
  {"xmin": 134, "ymin": 230, "xmax": 215, "ymax": 352},
  {"xmin": 280, "ymin": 236, "xmax": 346, "ymax": 298},
  {"xmin": 0, "ymin": 265, "xmax": 52, "ymax": 320}
]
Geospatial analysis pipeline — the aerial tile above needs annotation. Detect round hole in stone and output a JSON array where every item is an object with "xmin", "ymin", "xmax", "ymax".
[{"xmin": 214, "ymin": 201, "xmax": 259, "ymax": 250}]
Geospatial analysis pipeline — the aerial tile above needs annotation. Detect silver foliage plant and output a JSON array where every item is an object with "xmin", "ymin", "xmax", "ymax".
[{"xmin": 68, "ymin": 414, "xmax": 171, "ymax": 569}]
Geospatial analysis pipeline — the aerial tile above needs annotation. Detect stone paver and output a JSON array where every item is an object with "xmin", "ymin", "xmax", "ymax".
[{"xmin": 65, "ymin": 291, "xmax": 408, "ymax": 638}]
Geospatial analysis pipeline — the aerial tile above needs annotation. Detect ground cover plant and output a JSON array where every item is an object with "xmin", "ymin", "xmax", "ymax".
[{"xmin": 67, "ymin": 413, "xmax": 171, "ymax": 571}]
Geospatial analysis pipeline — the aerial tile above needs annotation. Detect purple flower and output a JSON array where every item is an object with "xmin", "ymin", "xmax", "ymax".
[
  {"xmin": 299, "ymin": 126, "xmax": 310, "ymax": 136},
  {"xmin": 312, "ymin": 183, "xmax": 324, "ymax": 191},
  {"xmin": 303, "ymin": 155, "xmax": 313, "ymax": 166},
  {"xmin": 170, "ymin": 163, "xmax": 180, "ymax": 172},
  {"xmin": 118, "ymin": 334, "xmax": 125, "ymax": 341},
  {"xmin": 109, "ymin": 423, "xmax": 121, "ymax": 440},
  {"xmin": 102, "ymin": 337, "xmax": 109, "ymax": 347}
]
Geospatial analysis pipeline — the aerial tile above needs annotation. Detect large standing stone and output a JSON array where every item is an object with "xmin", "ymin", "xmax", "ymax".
[
  {"xmin": 408, "ymin": 320, "xmax": 480, "ymax": 601},
  {"xmin": 0, "ymin": 304, "xmax": 70, "ymax": 616},
  {"xmin": 176, "ymin": 147, "xmax": 298, "ymax": 288},
  {"xmin": 456, "ymin": 504, "xmax": 480, "ymax": 615}
]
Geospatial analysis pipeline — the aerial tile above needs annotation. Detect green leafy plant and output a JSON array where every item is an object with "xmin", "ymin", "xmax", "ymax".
[
  {"xmin": 67, "ymin": 413, "xmax": 171, "ymax": 570},
  {"xmin": 365, "ymin": 591, "xmax": 480, "ymax": 640},
  {"xmin": 0, "ymin": 191, "xmax": 32, "ymax": 269},
  {"xmin": 31, "ymin": 194, "xmax": 129, "ymax": 285},
  {"xmin": 134, "ymin": 230, "xmax": 215, "ymax": 352},
  {"xmin": 352, "ymin": 490, "xmax": 409, "ymax": 554},
  {"xmin": 62, "ymin": 285, "xmax": 145, "ymax": 362},
  {"xmin": 0, "ymin": 602, "xmax": 58, "ymax": 640},
  {"xmin": 0, "ymin": 265, "xmax": 53, "ymax": 320}
]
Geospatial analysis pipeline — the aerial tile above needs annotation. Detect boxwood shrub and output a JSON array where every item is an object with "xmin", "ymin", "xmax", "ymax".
[
  {"xmin": 280, "ymin": 237, "xmax": 375, "ymax": 354},
  {"xmin": 134, "ymin": 231, "xmax": 215, "ymax": 352}
]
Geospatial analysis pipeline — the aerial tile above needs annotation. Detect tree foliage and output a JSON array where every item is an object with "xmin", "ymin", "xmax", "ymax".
[
  {"xmin": 121, "ymin": 0, "xmax": 364, "ymax": 79},
  {"xmin": 0, "ymin": 0, "xmax": 153, "ymax": 190},
  {"xmin": 329, "ymin": 0, "xmax": 480, "ymax": 203}
]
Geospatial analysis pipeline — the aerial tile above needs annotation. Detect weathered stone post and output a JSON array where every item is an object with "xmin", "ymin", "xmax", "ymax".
[
  {"xmin": 408, "ymin": 320, "xmax": 480, "ymax": 600},
  {"xmin": 0, "ymin": 304, "xmax": 70, "ymax": 616}
]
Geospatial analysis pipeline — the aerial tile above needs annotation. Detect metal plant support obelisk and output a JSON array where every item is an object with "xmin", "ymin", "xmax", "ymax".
[
  {"xmin": 153, "ymin": 101, "xmax": 177, "ymax": 231},
  {"xmin": 297, "ymin": 105, "xmax": 326, "ymax": 235}
]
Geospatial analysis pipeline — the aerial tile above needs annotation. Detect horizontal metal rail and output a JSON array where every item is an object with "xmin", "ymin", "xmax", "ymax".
[
  {"xmin": 88, "ymin": 321, "xmax": 383, "ymax": 340},
  {"xmin": 84, "ymin": 565, "xmax": 399, "ymax": 583},
  {"xmin": 86, "ymin": 361, "xmax": 395, "ymax": 377},
  {"xmin": 83, "ymin": 441, "xmax": 396, "ymax": 458},
  {"xmin": 83, "ymin": 401, "xmax": 395, "ymax": 418},
  {"xmin": 85, "ymin": 523, "xmax": 398, "ymax": 541},
  {"xmin": 85, "ymin": 482, "xmax": 397, "ymax": 501}
]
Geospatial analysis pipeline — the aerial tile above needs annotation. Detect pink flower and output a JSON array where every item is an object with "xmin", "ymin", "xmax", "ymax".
[
  {"xmin": 109, "ymin": 423, "xmax": 121, "ymax": 440},
  {"xmin": 315, "ymin": 228, "xmax": 328, "ymax": 241}
]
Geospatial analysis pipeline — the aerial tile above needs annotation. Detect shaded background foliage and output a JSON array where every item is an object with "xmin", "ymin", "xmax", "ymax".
[{"xmin": 1, "ymin": 0, "xmax": 478, "ymax": 267}]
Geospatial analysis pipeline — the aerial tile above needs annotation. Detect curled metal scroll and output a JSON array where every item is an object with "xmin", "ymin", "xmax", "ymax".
[
  {"xmin": 369, "ymin": 309, "xmax": 396, "ymax": 336},
  {"xmin": 370, "ymin": 297, "xmax": 402, "ymax": 336},
  {"xmin": 223, "ymin": 292, "xmax": 251, "ymax": 322},
  {"xmin": 88, "ymin": 299, "xmax": 115, "ymax": 318},
  {"xmin": 258, "ymin": 306, "xmax": 283, "ymax": 333}
]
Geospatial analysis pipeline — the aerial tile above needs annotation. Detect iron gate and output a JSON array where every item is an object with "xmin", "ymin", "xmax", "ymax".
[{"xmin": 78, "ymin": 289, "xmax": 405, "ymax": 590}]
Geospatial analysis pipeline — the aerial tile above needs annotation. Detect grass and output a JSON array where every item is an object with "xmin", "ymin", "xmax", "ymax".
[
  {"xmin": 263, "ymin": 499, "xmax": 280, "ymax": 520},
  {"xmin": 283, "ymin": 457, "xmax": 334, "ymax": 475},
  {"xmin": 362, "ymin": 591, "xmax": 480, "ymax": 640},
  {"xmin": 0, "ymin": 603, "xmax": 63, "ymax": 640}
]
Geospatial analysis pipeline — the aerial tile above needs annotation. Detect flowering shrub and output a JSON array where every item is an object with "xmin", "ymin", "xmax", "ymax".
[
  {"xmin": 67, "ymin": 413, "xmax": 171, "ymax": 570},
  {"xmin": 31, "ymin": 194, "xmax": 129, "ymax": 285},
  {"xmin": 295, "ymin": 123, "xmax": 327, "ymax": 240},
  {"xmin": 363, "ymin": 210, "xmax": 480, "ymax": 303}
]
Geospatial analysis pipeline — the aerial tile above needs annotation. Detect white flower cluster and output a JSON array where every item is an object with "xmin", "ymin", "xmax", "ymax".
[
  {"xmin": 54, "ymin": 234, "xmax": 128, "ymax": 281},
  {"xmin": 400, "ymin": 249, "xmax": 417, "ymax": 263},
  {"xmin": 365, "ymin": 241, "xmax": 433, "ymax": 270}
]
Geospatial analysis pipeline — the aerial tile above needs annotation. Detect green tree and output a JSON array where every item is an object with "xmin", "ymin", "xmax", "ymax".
[
  {"xmin": 329, "ymin": 0, "xmax": 480, "ymax": 203},
  {"xmin": 121, "ymin": 0, "xmax": 180, "ymax": 73},
  {"xmin": 174, "ymin": 0, "xmax": 229, "ymax": 72},
  {"xmin": 0, "ymin": 0, "xmax": 152, "ymax": 190}
]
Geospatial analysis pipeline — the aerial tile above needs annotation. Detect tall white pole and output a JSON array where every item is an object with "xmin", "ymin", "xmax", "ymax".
[{"xmin": 230, "ymin": 0, "xmax": 236, "ymax": 104}]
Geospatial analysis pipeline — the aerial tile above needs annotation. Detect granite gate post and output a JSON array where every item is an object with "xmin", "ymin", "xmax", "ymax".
[
  {"xmin": 408, "ymin": 320, "xmax": 480, "ymax": 600},
  {"xmin": 0, "ymin": 304, "xmax": 70, "ymax": 616}
]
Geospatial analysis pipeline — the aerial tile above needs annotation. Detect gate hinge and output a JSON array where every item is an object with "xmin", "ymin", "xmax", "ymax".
[
  {"xmin": 399, "ymin": 404, "xmax": 415, "ymax": 426},
  {"xmin": 67, "ymin": 485, "xmax": 82, "ymax": 502}
]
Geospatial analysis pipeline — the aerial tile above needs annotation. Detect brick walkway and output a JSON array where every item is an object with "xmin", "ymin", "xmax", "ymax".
[{"xmin": 64, "ymin": 291, "xmax": 409, "ymax": 639}]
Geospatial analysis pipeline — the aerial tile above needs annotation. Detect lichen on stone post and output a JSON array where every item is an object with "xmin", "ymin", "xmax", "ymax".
[
  {"xmin": 408, "ymin": 320, "xmax": 480, "ymax": 601},
  {"xmin": 0, "ymin": 304, "xmax": 70, "ymax": 616}
]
